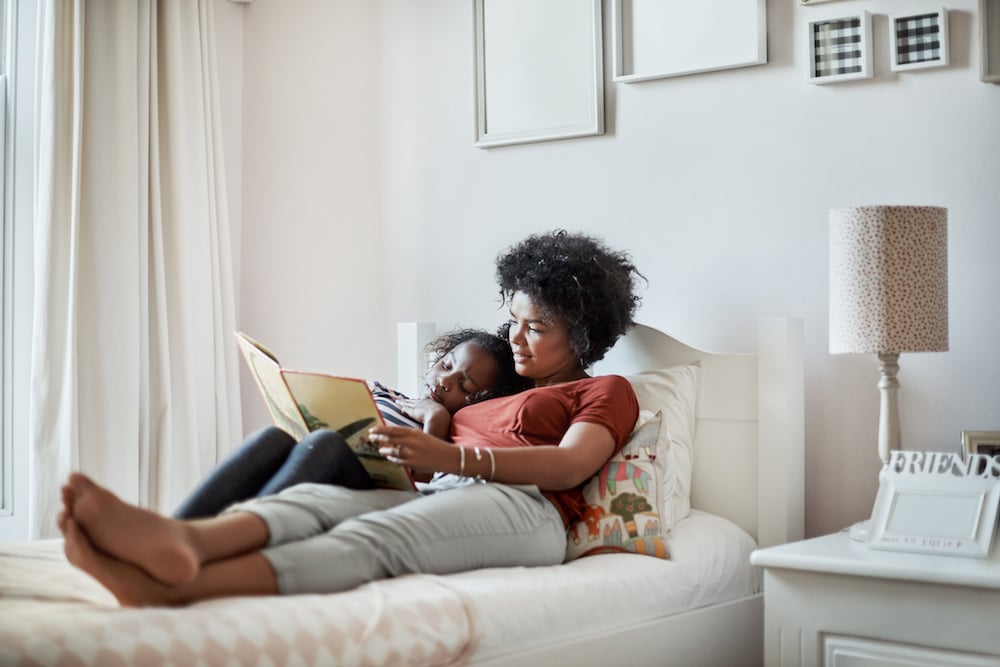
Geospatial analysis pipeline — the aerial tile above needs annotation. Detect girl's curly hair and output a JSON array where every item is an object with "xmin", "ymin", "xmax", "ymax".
[
  {"xmin": 428, "ymin": 328, "xmax": 533, "ymax": 404},
  {"xmin": 495, "ymin": 230, "xmax": 645, "ymax": 367}
]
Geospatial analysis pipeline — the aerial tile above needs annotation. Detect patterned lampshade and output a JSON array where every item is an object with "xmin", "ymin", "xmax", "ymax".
[{"xmin": 829, "ymin": 206, "xmax": 948, "ymax": 354}]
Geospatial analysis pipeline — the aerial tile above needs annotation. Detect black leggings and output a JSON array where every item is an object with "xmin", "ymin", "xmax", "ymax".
[{"xmin": 173, "ymin": 426, "xmax": 374, "ymax": 519}]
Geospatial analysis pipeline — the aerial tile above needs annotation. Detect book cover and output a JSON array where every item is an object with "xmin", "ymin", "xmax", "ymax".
[{"xmin": 235, "ymin": 332, "xmax": 415, "ymax": 491}]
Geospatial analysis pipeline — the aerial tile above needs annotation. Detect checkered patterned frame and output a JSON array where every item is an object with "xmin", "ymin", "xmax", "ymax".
[
  {"xmin": 891, "ymin": 9, "xmax": 949, "ymax": 71},
  {"xmin": 808, "ymin": 12, "xmax": 872, "ymax": 84}
]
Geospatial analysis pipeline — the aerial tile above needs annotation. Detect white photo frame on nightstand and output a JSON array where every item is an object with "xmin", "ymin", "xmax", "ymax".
[{"xmin": 868, "ymin": 471, "xmax": 1000, "ymax": 558}]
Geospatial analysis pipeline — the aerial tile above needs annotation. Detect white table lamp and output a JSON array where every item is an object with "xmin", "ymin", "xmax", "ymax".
[{"xmin": 829, "ymin": 205, "xmax": 949, "ymax": 465}]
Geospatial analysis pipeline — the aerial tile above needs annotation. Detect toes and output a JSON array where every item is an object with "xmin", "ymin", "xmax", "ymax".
[
  {"xmin": 68, "ymin": 472, "xmax": 96, "ymax": 495},
  {"xmin": 61, "ymin": 485, "xmax": 74, "ymax": 513},
  {"xmin": 62, "ymin": 517, "xmax": 87, "ymax": 567}
]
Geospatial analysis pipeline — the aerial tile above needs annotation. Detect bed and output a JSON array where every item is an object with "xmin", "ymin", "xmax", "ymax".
[{"xmin": 0, "ymin": 317, "xmax": 804, "ymax": 666}]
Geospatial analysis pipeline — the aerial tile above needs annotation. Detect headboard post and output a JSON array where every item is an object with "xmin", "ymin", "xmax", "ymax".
[
  {"xmin": 756, "ymin": 317, "xmax": 805, "ymax": 547},
  {"xmin": 396, "ymin": 322, "xmax": 436, "ymax": 398}
]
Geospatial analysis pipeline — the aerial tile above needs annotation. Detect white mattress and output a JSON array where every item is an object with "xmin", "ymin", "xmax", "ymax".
[{"xmin": 447, "ymin": 509, "xmax": 762, "ymax": 663}]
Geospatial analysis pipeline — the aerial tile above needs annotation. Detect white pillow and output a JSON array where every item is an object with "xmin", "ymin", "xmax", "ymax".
[{"xmin": 624, "ymin": 363, "xmax": 700, "ymax": 530}]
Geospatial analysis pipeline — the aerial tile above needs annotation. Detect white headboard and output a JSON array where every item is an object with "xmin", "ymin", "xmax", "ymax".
[{"xmin": 397, "ymin": 317, "xmax": 804, "ymax": 548}]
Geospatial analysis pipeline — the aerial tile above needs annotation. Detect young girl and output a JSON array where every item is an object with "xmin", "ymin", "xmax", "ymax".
[
  {"xmin": 59, "ymin": 230, "xmax": 644, "ymax": 603},
  {"xmin": 173, "ymin": 328, "xmax": 530, "ymax": 519}
]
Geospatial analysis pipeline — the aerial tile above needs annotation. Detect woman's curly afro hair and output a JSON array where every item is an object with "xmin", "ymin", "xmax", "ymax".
[{"xmin": 495, "ymin": 230, "xmax": 645, "ymax": 367}]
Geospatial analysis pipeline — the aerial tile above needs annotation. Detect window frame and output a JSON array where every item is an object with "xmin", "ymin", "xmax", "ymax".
[{"xmin": 0, "ymin": 0, "xmax": 37, "ymax": 542}]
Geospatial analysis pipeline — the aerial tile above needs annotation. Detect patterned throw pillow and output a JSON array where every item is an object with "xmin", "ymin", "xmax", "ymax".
[{"xmin": 565, "ymin": 411, "xmax": 669, "ymax": 561}]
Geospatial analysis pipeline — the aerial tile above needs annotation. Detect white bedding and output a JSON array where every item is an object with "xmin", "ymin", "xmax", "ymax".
[
  {"xmin": 446, "ymin": 509, "xmax": 761, "ymax": 663},
  {"xmin": 0, "ymin": 510, "xmax": 758, "ymax": 666}
]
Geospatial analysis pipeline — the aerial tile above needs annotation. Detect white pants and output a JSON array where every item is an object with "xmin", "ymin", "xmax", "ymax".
[{"xmin": 226, "ymin": 481, "xmax": 567, "ymax": 594}]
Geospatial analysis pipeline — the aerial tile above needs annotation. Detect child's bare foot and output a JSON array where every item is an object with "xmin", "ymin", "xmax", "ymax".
[
  {"xmin": 62, "ymin": 517, "xmax": 174, "ymax": 607},
  {"xmin": 64, "ymin": 472, "xmax": 200, "ymax": 585}
]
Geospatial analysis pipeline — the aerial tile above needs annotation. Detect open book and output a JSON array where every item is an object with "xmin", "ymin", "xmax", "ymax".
[{"xmin": 235, "ymin": 332, "xmax": 415, "ymax": 491}]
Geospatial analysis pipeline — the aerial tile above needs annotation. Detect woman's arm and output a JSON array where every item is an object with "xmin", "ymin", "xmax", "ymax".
[
  {"xmin": 370, "ymin": 421, "xmax": 615, "ymax": 490},
  {"xmin": 466, "ymin": 422, "xmax": 615, "ymax": 490}
]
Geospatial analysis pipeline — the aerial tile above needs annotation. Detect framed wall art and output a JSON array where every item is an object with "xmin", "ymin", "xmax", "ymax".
[
  {"xmin": 807, "ymin": 12, "xmax": 873, "ymax": 84},
  {"xmin": 473, "ymin": 0, "xmax": 604, "ymax": 148},
  {"xmin": 890, "ymin": 9, "xmax": 949, "ymax": 72},
  {"xmin": 611, "ymin": 0, "xmax": 766, "ymax": 83},
  {"xmin": 963, "ymin": 430, "xmax": 1000, "ymax": 460},
  {"xmin": 983, "ymin": 0, "xmax": 1000, "ymax": 82}
]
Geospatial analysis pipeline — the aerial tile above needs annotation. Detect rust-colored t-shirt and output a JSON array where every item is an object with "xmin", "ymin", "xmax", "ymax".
[{"xmin": 450, "ymin": 374, "xmax": 639, "ymax": 525}]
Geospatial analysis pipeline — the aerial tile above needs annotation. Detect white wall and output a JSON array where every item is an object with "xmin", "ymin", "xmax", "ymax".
[
  {"xmin": 222, "ymin": 0, "xmax": 1000, "ymax": 537},
  {"xmin": 227, "ymin": 0, "xmax": 390, "ymax": 436}
]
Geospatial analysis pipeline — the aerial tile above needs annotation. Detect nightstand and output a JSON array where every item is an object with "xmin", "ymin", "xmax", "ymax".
[{"xmin": 750, "ymin": 531, "xmax": 1000, "ymax": 666}]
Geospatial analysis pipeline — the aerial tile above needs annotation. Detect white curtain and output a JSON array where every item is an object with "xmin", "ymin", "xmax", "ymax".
[{"xmin": 31, "ymin": 0, "xmax": 241, "ymax": 538}]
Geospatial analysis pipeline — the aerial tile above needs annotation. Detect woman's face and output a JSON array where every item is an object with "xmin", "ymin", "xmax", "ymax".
[
  {"xmin": 420, "ymin": 341, "xmax": 499, "ymax": 413},
  {"xmin": 507, "ymin": 291, "xmax": 582, "ymax": 386}
]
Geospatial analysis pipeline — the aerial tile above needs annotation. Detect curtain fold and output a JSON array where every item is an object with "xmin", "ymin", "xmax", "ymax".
[{"xmin": 31, "ymin": 0, "xmax": 241, "ymax": 538}]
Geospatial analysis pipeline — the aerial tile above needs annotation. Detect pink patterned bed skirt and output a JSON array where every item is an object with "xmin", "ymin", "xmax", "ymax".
[{"xmin": 1, "ymin": 540, "xmax": 477, "ymax": 666}]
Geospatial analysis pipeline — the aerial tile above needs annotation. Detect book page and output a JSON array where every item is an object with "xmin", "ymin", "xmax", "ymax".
[
  {"xmin": 235, "ymin": 333, "xmax": 309, "ymax": 440},
  {"xmin": 281, "ymin": 371, "xmax": 415, "ymax": 491}
]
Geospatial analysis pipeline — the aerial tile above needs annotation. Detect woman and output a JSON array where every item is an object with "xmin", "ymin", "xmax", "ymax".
[
  {"xmin": 58, "ymin": 230, "xmax": 644, "ymax": 605},
  {"xmin": 173, "ymin": 328, "xmax": 531, "ymax": 519}
]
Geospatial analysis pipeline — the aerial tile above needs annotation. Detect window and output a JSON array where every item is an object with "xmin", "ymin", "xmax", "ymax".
[
  {"xmin": 1, "ymin": 0, "xmax": 36, "ymax": 542},
  {"xmin": 0, "ymin": 0, "xmax": 11, "ymax": 524}
]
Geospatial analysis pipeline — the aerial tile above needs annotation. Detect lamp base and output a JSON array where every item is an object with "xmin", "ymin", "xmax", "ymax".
[{"xmin": 848, "ymin": 519, "xmax": 870, "ymax": 542}]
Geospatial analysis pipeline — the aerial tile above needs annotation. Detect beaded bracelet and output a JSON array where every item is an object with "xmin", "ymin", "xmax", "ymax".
[{"xmin": 459, "ymin": 446, "xmax": 466, "ymax": 476}]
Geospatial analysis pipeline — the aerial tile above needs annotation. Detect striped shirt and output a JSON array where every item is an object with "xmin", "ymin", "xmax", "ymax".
[{"xmin": 369, "ymin": 381, "xmax": 422, "ymax": 429}]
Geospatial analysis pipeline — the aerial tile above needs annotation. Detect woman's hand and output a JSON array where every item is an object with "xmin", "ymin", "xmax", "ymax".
[{"xmin": 369, "ymin": 425, "xmax": 458, "ymax": 475}]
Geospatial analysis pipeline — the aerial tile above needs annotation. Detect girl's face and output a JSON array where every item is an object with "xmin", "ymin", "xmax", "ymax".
[
  {"xmin": 420, "ymin": 341, "xmax": 499, "ymax": 413},
  {"xmin": 507, "ymin": 291, "xmax": 582, "ymax": 387}
]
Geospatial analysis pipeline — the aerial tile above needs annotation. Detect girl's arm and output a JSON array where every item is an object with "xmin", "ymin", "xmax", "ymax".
[{"xmin": 394, "ymin": 397, "xmax": 452, "ymax": 439}]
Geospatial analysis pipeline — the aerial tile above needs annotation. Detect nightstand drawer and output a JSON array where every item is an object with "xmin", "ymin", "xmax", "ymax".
[{"xmin": 825, "ymin": 635, "xmax": 1000, "ymax": 667}]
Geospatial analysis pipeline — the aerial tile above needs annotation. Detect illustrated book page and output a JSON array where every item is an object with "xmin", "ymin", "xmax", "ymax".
[{"xmin": 235, "ymin": 332, "xmax": 415, "ymax": 490}]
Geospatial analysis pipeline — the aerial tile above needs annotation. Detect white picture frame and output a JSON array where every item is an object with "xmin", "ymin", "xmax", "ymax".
[
  {"xmin": 868, "ymin": 471, "xmax": 1000, "ymax": 558},
  {"xmin": 963, "ymin": 430, "xmax": 1000, "ymax": 460},
  {"xmin": 890, "ymin": 9, "xmax": 949, "ymax": 72},
  {"xmin": 983, "ymin": 0, "xmax": 1000, "ymax": 83},
  {"xmin": 473, "ymin": 0, "xmax": 604, "ymax": 148},
  {"xmin": 808, "ymin": 12, "xmax": 873, "ymax": 84},
  {"xmin": 611, "ymin": 0, "xmax": 766, "ymax": 84}
]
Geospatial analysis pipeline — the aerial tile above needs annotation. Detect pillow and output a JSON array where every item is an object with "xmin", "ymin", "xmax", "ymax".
[
  {"xmin": 624, "ymin": 363, "xmax": 701, "ymax": 530},
  {"xmin": 566, "ymin": 411, "xmax": 669, "ymax": 561}
]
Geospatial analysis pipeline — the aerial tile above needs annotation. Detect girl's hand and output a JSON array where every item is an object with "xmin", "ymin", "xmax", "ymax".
[
  {"xmin": 398, "ymin": 398, "xmax": 452, "ymax": 439},
  {"xmin": 397, "ymin": 397, "xmax": 448, "ymax": 424},
  {"xmin": 369, "ymin": 426, "xmax": 457, "ymax": 475}
]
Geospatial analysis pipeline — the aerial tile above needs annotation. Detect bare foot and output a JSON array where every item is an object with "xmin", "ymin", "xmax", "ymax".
[
  {"xmin": 62, "ymin": 517, "xmax": 174, "ymax": 607},
  {"xmin": 57, "ymin": 483, "xmax": 74, "ymax": 533},
  {"xmin": 64, "ymin": 473, "xmax": 200, "ymax": 585}
]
